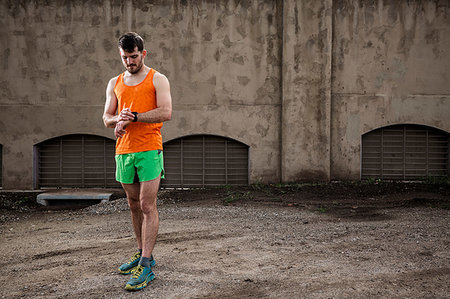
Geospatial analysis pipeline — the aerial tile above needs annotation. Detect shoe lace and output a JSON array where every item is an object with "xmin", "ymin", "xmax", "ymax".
[
  {"xmin": 132, "ymin": 265, "xmax": 144, "ymax": 278},
  {"xmin": 130, "ymin": 252, "xmax": 140, "ymax": 263}
]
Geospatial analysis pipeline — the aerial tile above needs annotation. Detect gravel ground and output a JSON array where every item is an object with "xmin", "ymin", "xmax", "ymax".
[{"xmin": 0, "ymin": 183, "xmax": 449, "ymax": 298}]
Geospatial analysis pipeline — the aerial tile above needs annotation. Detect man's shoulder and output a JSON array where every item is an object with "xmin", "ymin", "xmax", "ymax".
[
  {"xmin": 152, "ymin": 71, "xmax": 169, "ymax": 84},
  {"xmin": 108, "ymin": 74, "xmax": 121, "ymax": 86}
]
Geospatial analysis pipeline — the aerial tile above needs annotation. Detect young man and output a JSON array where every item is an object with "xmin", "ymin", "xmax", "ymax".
[{"xmin": 103, "ymin": 32, "xmax": 172, "ymax": 291}]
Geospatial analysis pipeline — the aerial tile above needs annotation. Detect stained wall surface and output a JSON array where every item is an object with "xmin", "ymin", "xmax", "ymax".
[
  {"xmin": 282, "ymin": 0, "xmax": 332, "ymax": 182},
  {"xmin": 0, "ymin": 0, "xmax": 448, "ymax": 189},
  {"xmin": 0, "ymin": 0, "xmax": 282, "ymax": 189},
  {"xmin": 331, "ymin": 0, "xmax": 450, "ymax": 179}
]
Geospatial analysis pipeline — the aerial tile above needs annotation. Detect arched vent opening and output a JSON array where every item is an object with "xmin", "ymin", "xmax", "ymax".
[
  {"xmin": 362, "ymin": 124, "xmax": 449, "ymax": 180},
  {"xmin": 162, "ymin": 135, "xmax": 249, "ymax": 188},
  {"xmin": 36, "ymin": 134, "xmax": 119, "ymax": 188}
]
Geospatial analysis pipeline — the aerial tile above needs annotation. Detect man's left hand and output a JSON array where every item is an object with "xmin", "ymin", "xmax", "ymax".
[{"xmin": 115, "ymin": 121, "xmax": 129, "ymax": 138}]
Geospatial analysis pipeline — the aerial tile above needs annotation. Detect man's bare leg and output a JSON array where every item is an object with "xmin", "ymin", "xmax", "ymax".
[
  {"xmin": 139, "ymin": 175, "xmax": 160, "ymax": 259},
  {"xmin": 123, "ymin": 176, "xmax": 159, "ymax": 291},
  {"xmin": 122, "ymin": 182, "xmax": 144, "ymax": 250}
]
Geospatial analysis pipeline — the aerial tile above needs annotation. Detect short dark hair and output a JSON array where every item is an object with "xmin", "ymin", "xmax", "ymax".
[{"xmin": 118, "ymin": 32, "xmax": 144, "ymax": 52}]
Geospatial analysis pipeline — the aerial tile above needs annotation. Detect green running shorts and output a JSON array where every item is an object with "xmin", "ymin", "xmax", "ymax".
[{"xmin": 115, "ymin": 150, "xmax": 165, "ymax": 184}]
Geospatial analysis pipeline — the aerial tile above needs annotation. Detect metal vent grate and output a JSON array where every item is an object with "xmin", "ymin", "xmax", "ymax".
[
  {"xmin": 362, "ymin": 125, "xmax": 449, "ymax": 180},
  {"xmin": 37, "ymin": 134, "xmax": 120, "ymax": 188},
  {"xmin": 161, "ymin": 135, "xmax": 249, "ymax": 188}
]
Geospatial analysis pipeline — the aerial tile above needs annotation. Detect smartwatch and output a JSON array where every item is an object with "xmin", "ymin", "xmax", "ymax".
[{"xmin": 132, "ymin": 112, "xmax": 138, "ymax": 122}]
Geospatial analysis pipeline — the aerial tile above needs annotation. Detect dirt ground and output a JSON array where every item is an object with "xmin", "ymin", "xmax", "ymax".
[{"xmin": 0, "ymin": 182, "xmax": 449, "ymax": 298}]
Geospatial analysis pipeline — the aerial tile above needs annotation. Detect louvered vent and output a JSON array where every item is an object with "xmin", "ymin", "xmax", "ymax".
[
  {"xmin": 37, "ymin": 134, "xmax": 119, "ymax": 188},
  {"xmin": 162, "ymin": 135, "xmax": 249, "ymax": 188},
  {"xmin": 362, "ymin": 125, "xmax": 449, "ymax": 180}
]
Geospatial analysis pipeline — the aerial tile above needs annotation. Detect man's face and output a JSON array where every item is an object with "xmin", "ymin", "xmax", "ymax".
[{"xmin": 119, "ymin": 47, "xmax": 146, "ymax": 74}]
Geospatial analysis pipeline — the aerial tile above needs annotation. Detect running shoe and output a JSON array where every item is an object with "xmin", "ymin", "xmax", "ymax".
[
  {"xmin": 118, "ymin": 252, "xmax": 156, "ymax": 274},
  {"xmin": 125, "ymin": 265, "xmax": 155, "ymax": 291}
]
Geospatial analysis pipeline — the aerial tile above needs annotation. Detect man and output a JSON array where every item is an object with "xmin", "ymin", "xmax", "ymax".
[{"xmin": 103, "ymin": 32, "xmax": 172, "ymax": 291}]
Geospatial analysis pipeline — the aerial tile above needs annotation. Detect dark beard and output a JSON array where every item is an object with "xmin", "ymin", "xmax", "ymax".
[{"xmin": 128, "ymin": 62, "xmax": 143, "ymax": 74}]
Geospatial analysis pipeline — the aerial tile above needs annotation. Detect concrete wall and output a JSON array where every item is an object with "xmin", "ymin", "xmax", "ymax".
[
  {"xmin": 0, "ymin": 0, "xmax": 282, "ymax": 189},
  {"xmin": 151, "ymin": 1, "xmax": 283, "ymax": 183},
  {"xmin": 0, "ymin": 0, "xmax": 448, "ymax": 189},
  {"xmin": 282, "ymin": 0, "xmax": 332, "ymax": 181},
  {"xmin": 331, "ymin": 0, "xmax": 450, "ymax": 179},
  {"xmin": 1, "ymin": 1, "xmax": 124, "ymax": 189}
]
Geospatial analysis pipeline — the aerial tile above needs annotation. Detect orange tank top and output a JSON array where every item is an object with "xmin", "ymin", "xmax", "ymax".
[{"xmin": 114, "ymin": 68, "xmax": 163, "ymax": 154}]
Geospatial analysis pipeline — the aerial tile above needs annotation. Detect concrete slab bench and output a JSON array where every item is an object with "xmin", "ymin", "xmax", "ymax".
[{"xmin": 37, "ymin": 191, "xmax": 113, "ymax": 207}]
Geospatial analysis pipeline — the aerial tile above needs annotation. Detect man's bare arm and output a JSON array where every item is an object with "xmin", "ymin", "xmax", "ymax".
[{"xmin": 103, "ymin": 77, "xmax": 120, "ymax": 128}]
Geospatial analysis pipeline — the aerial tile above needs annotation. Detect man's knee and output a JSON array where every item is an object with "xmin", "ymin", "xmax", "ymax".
[
  {"xmin": 127, "ymin": 196, "xmax": 141, "ymax": 212},
  {"xmin": 140, "ymin": 198, "xmax": 157, "ymax": 215}
]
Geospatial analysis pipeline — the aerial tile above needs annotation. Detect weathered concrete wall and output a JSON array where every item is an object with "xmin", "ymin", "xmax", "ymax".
[
  {"xmin": 149, "ymin": 1, "xmax": 283, "ymax": 183},
  {"xmin": 282, "ymin": 0, "xmax": 332, "ymax": 181},
  {"xmin": 331, "ymin": 0, "xmax": 450, "ymax": 179},
  {"xmin": 0, "ymin": 0, "xmax": 282, "ymax": 189},
  {"xmin": 0, "ymin": 1, "xmax": 121, "ymax": 189},
  {"xmin": 0, "ymin": 0, "xmax": 448, "ymax": 189}
]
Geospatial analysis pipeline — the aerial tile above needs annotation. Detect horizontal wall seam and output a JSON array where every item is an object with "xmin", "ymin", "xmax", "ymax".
[
  {"xmin": 173, "ymin": 104, "xmax": 282, "ymax": 107},
  {"xmin": 0, "ymin": 105, "xmax": 108, "ymax": 107},
  {"xmin": 333, "ymin": 93, "xmax": 450, "ymax": 97}
]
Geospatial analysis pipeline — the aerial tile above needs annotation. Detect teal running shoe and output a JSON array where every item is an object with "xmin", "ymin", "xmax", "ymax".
[
  {"xmin": 118, "ymin": 252, "xmax": 156, "ymax": 274},
  {"xmin": 125, "ymin": 265, "xmax": 155, "ymax": 291},
  {"xmin": 118, "ymin": 251, "xmax": 141, "ymax": 274}
]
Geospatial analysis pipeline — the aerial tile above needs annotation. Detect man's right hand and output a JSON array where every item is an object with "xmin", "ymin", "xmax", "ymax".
[{"xmin": 119, "ymin": 108, "xmax": 135, "ymax": 122}]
